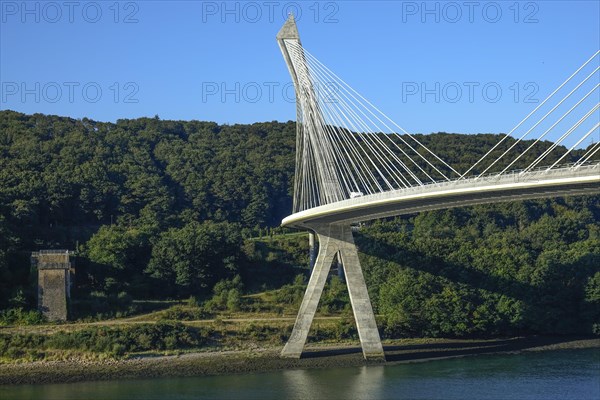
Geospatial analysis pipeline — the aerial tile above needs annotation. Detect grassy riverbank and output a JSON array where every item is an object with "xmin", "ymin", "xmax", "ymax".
[
  {"xmin": 2, "ymin": 298, "xmax": 600, "ymax": 385},
  {"xmin": 1, "ymin": 336, "xmax": 598, "ymax": 385}
]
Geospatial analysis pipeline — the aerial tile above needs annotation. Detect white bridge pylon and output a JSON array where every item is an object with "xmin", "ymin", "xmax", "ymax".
[{"xmin": 277, "ymin": 15, "xmax": 600, "ymax": 360}]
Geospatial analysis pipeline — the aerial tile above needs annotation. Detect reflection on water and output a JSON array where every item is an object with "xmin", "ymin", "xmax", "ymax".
[
  {"xmin": 282, "ymin": 365, "xmax": 385, "ymax": 400},
  {"xmin": 1, "ymin": 349, "xmax": 598, "ymax": 400}
]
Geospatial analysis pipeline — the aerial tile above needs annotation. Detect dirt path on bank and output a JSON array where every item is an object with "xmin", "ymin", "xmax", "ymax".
[
  {"xmin": 1, "ymin": 336, "xmax": 598, "ymax": 385},
  {"xmin": 0, "ymin": 316, "xmax": 343, "ymax": 335}
]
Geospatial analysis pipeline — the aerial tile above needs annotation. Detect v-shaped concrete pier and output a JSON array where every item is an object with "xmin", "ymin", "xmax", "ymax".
[{"xmin": 281, "ymin": 223, "xmax": 385, "ymax": 361}]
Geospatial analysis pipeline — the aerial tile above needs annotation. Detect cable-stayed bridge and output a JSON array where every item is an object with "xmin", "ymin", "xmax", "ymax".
[{"xmin": 276, "ymin": 15, "xmax": 600, "ymax": 361}]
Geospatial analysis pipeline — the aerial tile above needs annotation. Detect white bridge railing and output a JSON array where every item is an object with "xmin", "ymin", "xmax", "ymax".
[{"xmin": 283, "ymin": 162, "xmax": 600, "ymax": 225}]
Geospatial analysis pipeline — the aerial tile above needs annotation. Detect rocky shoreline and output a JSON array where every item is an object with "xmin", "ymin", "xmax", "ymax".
[{"xmin": 1, "ymin": 336, "xmax": 598, "ymax": 386}]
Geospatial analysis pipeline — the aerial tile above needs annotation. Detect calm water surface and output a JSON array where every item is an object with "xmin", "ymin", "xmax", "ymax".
[{"xmin": 1, "ymin": 348, "xmax": 598, "ymax": 400}]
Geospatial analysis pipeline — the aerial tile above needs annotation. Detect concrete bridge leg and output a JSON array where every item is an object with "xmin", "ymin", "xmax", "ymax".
[
  {"xmin": 308, "ymin": 232, "xmax": 317, "ymax": 272},
  {"xmin": 281, "ymin": 223, "xmax": 385, "ymax": 361}
]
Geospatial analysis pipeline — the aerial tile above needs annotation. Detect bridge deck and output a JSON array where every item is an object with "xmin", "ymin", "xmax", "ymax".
[{"xmin": 282, "ymin": 164, "xmax": 600, "ymax": 228}]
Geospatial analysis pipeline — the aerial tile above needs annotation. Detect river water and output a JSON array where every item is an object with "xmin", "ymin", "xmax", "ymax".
[{"xmin": 1, "ymin": 349, "xmax": 598, "ymax": 400}]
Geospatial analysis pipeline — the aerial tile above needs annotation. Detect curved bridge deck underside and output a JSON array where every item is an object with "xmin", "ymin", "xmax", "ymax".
[{"xmin": 282, "ymin": 164, "xmax": 600, "ymax": 228}]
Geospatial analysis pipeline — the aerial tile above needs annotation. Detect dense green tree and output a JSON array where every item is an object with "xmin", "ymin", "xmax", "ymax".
[
  {"xmin": 84, "ymin": 225, "xmax": 151, "ymax": 295},
  {"xmin": 146, "ymin": 221, "xmax": 243, "ymax": 297},
  {"xmin": 0, "ymin": 110, "xmax": 598, "ymax": 336},
  {"xmin": 362, "ymin": 194, "xmax": 600, "ymax": 337},
  {"xmin": 0, "ymin": 249, "xmax": 10, "ymax": 309},
  {"xmin": 86, "ymin": 225, "xmax": 149, "ymax": 271}
]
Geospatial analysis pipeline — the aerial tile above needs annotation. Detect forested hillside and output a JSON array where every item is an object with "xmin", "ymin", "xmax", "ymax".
[{"xmin": 0, "ymin": 110, "xmax": 598, "ymax": 336}]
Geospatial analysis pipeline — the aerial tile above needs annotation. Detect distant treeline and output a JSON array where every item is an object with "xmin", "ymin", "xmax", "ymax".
[{"xmin": 0, "ymin": 110, "xmax": 598, "ymax": 336}]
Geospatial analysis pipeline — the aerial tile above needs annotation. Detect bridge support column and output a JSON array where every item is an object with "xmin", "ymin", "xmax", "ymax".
[
  {"xmin": 281, "ymin": 223, "xmax": 385, "ymax": 361},
  {"xmin": 308, "ymin": 232, "xmax": 317, "ymax": 272}
]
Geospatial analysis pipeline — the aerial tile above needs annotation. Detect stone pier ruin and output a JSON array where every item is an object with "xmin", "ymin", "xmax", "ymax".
[{"xmin": 31, "ymin": 250, "xmax": 73, "ymax": 321}]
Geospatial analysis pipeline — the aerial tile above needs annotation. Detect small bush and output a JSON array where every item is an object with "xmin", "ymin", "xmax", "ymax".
[
  {"xmin": 272, "ymin": 274, "xmax": 306, "ymax": 306},
  {"xmin": 111, "ymin": 343, "xmax": 126, "ymax": 357},
  {"xmin": 205, "ymin": 276, "xmax": 244, "ymax": 312},
  {"xmin": 0, "ymin": 308, "xmax": 45, "ymax": 326},
  {"xmin": 0, "ymin": 322, "xmax": 209, "ymax": 361},
  {"xmin": 186, "ymin": 296, "xmax": 200, "ymax": 308},
  {"xmin": 158, "ymin": 305, "xmax": 208, "ymax": 321},
  {"xmin": 226, "ymin": 289, "xmax": 241, "ymax": 311},
  {"xmin": 333, "ymin": 318, "xmax": 358, "ymax": 340}
]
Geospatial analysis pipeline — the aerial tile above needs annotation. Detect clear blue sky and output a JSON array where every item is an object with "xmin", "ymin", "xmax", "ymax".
[{"xmin": 1, "ymin": 1, "xmax": 599, "ymax": 136}]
